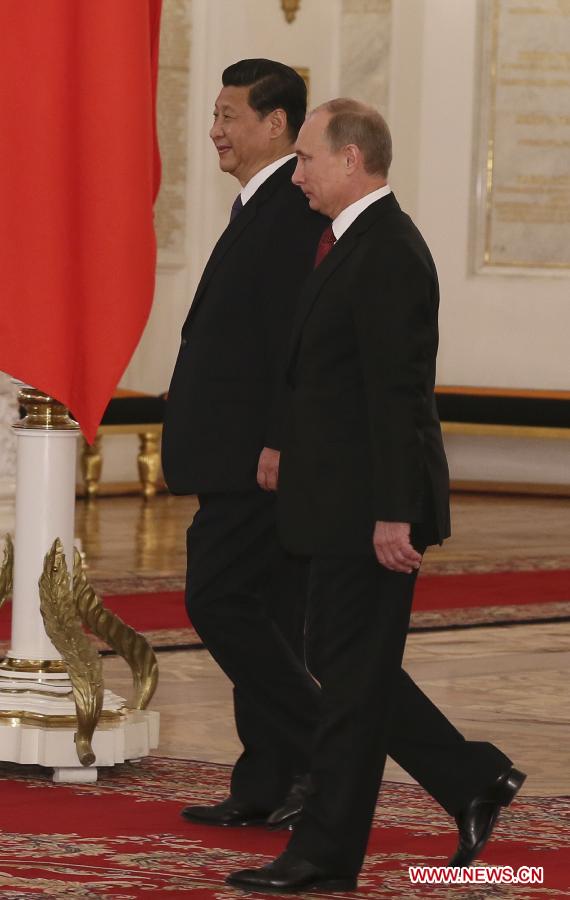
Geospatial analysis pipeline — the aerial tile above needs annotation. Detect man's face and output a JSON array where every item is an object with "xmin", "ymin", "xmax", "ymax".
[
  {"xmin": 209, "ymin": 85, "xmax": 274, "ymax": 186},
  {"xmin": 292, "ymin": 111, "xmax": 348, "ymax": 219}
]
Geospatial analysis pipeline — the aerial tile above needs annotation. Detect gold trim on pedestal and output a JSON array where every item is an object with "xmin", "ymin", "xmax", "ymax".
[
  {"xmin": 0, "ymin": 534, "xmax": 157, "ymax": 763},
  {"xmin": 73, "ymin": 550, "xmax": 159, "ymax": 710},
  {"xmin": 0, "ymin": 657, "xmax": 67, "ymax": 674},
  {"xmin": 0, "ymin": 687, "xmax": 74, "ymax": 698},
  {"xmin": 0, "ymin": 534, "xmax": 13, "ymax": 613},
  {"xmin": 14, "ymin": 388, "xmax": 79, "ymax": 431},
  {"xmin": 39, "ymin": 540, "xmax": 104, "ymax": 766},
  {"xmin": 281, "ymin": 0, "xmax": 301, "ymax": 24},
  {"xmin": 0, "ymin": 709, "xmax": 125, "ymax": 728}
]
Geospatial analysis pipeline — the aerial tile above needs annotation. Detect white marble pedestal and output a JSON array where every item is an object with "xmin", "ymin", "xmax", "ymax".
[
  {"xmin": 0, "ymin": 665, "xmax": 159, "ymax": 780},
  {"xmin": 0, "ymin": 388, "xmax": 159, "ymax": 782}
]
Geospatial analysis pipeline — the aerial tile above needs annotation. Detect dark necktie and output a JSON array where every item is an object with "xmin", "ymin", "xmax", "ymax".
[
  {"xmin": 230, "ymin": 193, "xmax": 243, "ymax": 222},
  {"xmin": 314, "ymin": 224, "xmax": 336, "ymax": 267}
]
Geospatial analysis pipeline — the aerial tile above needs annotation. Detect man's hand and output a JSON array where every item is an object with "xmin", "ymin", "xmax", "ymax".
[
  {"xmin": 257, "ymin": 447, "xmax": 280, "ymax": 492},
  {"xmin": 373, "ymin": 521, "xmax": 423, "ymax": 573}
]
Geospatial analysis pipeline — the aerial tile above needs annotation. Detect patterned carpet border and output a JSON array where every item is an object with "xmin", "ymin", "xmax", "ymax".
[
  {"xmin": 0, "ymin": 756, "xmax": 568, "ymax": 898},
  {"xmin": 113, "ymin": 602, "xmax": 570, "ymax": 651},
  {"xmin": 409, "ymin": 600, "xmax": 570, "ymax": 631},
  {"xmin": 1, "ymin": 582, "xmax": 569, "ymax": 660},
  {"xmin": 88, "ymin": 564, "xmax": 570, "ymax": 639},
  {"xmin": 91, "ymin": 575, "xmax": 186, "ymax": 595},
  {"xmin": 2, "ymin": 608, "xmax": 568, "ymax": 661},
  {"xmin": 90, "ymin": 554, "xmax": 570, "ymax": 597}
]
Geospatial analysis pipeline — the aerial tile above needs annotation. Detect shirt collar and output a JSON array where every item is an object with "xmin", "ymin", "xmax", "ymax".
[
  {"xmin": 240, "ymin": 154, "xmax": 296, "ymax": 206},
  {"xmin": 332, "ymin": 184, "xmax": 392, "ymax": 240}
]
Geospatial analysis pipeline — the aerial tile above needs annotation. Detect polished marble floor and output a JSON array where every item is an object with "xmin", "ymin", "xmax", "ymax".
[
  {"xmin": 93, "ymin": 492, "xmax": 570, "ymax": 799},
  {"xmin": 72, "ymin": 491, "xmax": 570, "ymax": 581}
]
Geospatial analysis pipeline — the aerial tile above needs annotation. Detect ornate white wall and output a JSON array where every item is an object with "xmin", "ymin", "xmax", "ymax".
[
  {"xmin": 0, "ymin": 377, "xmax": 17, "ymax": 475},
  {"xmin": 103, "ymin": 0, "xmax": 569, "ymax": 488},
  {"xmin": 340, "ymin": 0, "xmax": 391, "ymax": 108},
  {"xmin": 388, "ymin": 0, "xmax": 569, "ymax": 487},
  {"xmin": 0, "ymin": 373, "xmax": 17, "ymax": 511},
  {"xmin": 389, "ymin": 0, "xmax": 569, "ymax": 392}
]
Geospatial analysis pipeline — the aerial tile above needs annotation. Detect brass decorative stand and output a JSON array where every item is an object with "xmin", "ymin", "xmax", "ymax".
[{"xmin": 0, "ymin": 387, "xmax": 159, "ymax": 782}]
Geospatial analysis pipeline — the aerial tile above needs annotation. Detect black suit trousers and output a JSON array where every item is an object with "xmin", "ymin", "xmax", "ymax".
[
  {"xmin": 187, "ymin": 496, "xmax": 509, "ymax": 850},
  {"xmin": 287, "ymin": 556, "xmax": 512, "ymax": 876},
  {"xmin": 185, "ymin": 490, "xmax": 320, "ymax": 809}
]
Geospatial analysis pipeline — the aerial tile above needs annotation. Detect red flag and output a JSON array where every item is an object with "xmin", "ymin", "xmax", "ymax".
[{"xmin": 0, "ymin": 1, "xmax": 162, "ymax": 443}]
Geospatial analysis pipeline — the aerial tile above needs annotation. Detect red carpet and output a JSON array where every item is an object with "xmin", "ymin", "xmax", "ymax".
[
  {"xmin": 0, "ymin": 757, "xmax": 567, "ymax": 898},
  {"xmin": 0, "ymin": 592, "xmax": 192, "ymax": 646},
  {"xmin": 415, "ymin": 569, "xmax": 570, "ymax": 611},
  {"xmin": 0, "ymin": 569, "xmax": 568, "ymax": 649}
]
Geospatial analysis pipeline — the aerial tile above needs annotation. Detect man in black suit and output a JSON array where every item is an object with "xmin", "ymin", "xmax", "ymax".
[
  {"xmin": 161, "ymin": 60, "xmax": 326, "ymax": 825},
  {"xmin": 228, "ymin": 99, "xmax": 525, "ymax": 892}
]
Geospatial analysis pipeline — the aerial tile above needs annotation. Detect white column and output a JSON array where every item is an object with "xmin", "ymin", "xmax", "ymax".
[{"xmin": 9, "ymin": 429, "xmax": 78, "ymax": 661}]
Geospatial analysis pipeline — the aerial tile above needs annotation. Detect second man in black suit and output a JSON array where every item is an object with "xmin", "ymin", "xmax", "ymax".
[
  {"xmin": 228, "ymin": 99, "xmax": 525, "ymax": 892},
  {"xmin": 161, "ymin": 59, "xmax": 326, "ymax": 825}
]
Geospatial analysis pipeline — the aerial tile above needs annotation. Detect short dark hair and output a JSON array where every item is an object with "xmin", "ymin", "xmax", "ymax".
[
  {"xmin": 222, "ymin": 59, "xmax": 307, "ymax": 140},
  {"xmin": 319, "ymin": 98, "xmax": 392, "ymax": 177}
]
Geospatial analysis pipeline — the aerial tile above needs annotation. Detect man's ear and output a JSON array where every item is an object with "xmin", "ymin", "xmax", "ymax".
[
  {"xmin": 269, "ymin": 108, "xmax": 288, "ymax": 139},
  {"xmin": 344, "ymin": 144, "xmax": 359, "ymax": 174}
]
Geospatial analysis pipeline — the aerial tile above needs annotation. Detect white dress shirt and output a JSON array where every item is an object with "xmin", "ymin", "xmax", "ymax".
[
  {"xmin": 240, "ymin": 154, "xmax": 296, "ymax": 206},
  {"xmin": 332, "ymin": 184, "xmax": 392, "ymax": 240}
]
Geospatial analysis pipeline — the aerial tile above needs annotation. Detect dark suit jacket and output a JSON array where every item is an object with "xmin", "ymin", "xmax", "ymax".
[
  {"xmin": 162, "ymin": 158, "xmax": 327, "ymax": 494},
  {"xmin": 277, "ymin": 192, "xmax": 451, "ymax": 555}
]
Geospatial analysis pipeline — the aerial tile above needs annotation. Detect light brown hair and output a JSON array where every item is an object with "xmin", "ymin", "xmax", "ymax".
[{"xmin": 317, "ymin": 98, "xmax": 392, "ymax": 177}]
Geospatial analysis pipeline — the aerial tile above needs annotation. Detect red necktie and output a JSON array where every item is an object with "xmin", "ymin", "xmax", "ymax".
[{"xmin": 314, "ymin": 224, "xmax": 336, "ymax": 267}]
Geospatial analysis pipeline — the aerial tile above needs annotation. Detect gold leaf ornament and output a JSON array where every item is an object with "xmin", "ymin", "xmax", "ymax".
[
  {"xmin": 39, "ymin": 539, "xmax": 103, "ymax": 766},
  {"xmin": 73, "ymin": 550, "xmax": 159, "ymax": 710}
]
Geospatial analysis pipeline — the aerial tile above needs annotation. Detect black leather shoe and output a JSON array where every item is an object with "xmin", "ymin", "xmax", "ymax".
[
  {"xmin": 226, "ymin": 851, "xmax": 357, "ymax": 893},
  {"xmin": 266, "ymin": 775, "xmax": 312, "ymax": 830},
  {"xmin": 448, "ymin": 767, "xmax": 527, "ymax": 867},
  {"xmin": 180, "ymin": 796, "xmax": 269, "ymax": 827}
]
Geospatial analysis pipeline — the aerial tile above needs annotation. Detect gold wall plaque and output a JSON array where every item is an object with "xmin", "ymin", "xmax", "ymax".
[{"xmin": 474, "ymin": 0, "xmax": 570, "ymax": 273}]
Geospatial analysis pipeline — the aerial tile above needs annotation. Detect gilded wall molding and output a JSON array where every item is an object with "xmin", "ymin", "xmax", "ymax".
[
  {"xmin": 281, "ymin": 0, "xmax": 301, "ymax": 23},
  {"xmin": 155, "ymin": 0, "xmax": 191, "ymax": 257}
]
